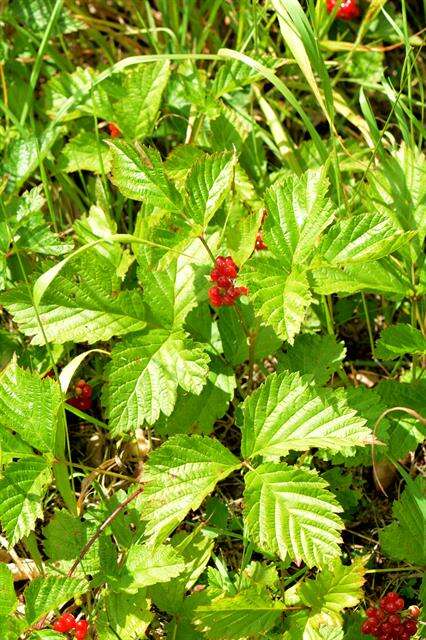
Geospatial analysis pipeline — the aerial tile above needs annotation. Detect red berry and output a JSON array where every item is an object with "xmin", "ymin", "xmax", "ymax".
[
  {"xmin": 361, "ymin": 620, "xmax": 375, "ymax": 635},
  {"xmin": 388, "ymin": 614, "xmax": 401, "ymax": 626},
  {"xmin": 367, "ymin": 608, "xmax": 379, "ymax": 619},
  {"xmin": 386, "ymin": 592, "xmax": 399, "ymax": 601},
  {"xmin": 75, "ymin": 620, "xmax": 89, "ymax": 640},
  {"xmin": 403, "ymin": 619, "xmax": 418, "ymax": 635},
  {"xmin": 408, "ymin": 605, "xmax": 420, "ymax": 619},
  {"xmin": 394, "ymin": 597, "xmax": 405, "ymax": 611},
  {"xmin": 53, "ymin": 612, "xmax": 76, "ymax": 632},
  {"xmin": 326, "ymin": 0, "xmax": 360, "ymax": 19},
  {"xmin": 382, "ymin": 600, "xmax": 399, "ymax": 613},
  {"xmin": 80, "ymin": 384, "xmax": 93, "ymax": 399},
  {"xmin": 255, "ymin": 232, "xmax": 267, "ymax": 251},
  {"xmin": 108, "ymin": 122, "xmax": 121, "ymax": 137},
  {"xmin": 400, "ymin": 633, "xmax": 410, "ymax": 640}
]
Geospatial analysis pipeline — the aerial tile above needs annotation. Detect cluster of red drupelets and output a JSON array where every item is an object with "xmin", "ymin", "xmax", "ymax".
[
  {"xmin": 53, "ymin": 613, "xmax": 89, "ymax": 640},
  {"xmin": 361, "ymin": 594, "xmax": 420, "ymax": 639}
]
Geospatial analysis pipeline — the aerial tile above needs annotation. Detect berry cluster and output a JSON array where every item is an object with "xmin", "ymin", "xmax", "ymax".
[
  {"xmin": 107, "ymin": 122, "xmax": 121, "ymax": 137},
  {"xmin": 208, "ymin": 256, "xmax": 248, "ymax": 307},
  {"xmin": 361, "ymin": 593, "xmax": 420, "ymax": 639},
  {"xmin": 53, "ymin": 613, "xmax": 89, "ymax": 640},
  {"xmin": 67, "ymin": 379, "xmax": 93, "ymax": 411},
  {"xmin": 255, "ymin": 232, "xmax": 267, "ymax": 251},
  {"xmin": 326, "ymin": 0, "xmax": 360, "ymax": 19}
]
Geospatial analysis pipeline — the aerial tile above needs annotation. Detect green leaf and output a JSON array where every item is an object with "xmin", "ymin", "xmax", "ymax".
[
  {"xmin": 105, "ymin": 329, "xmax": 210, "ymax": 433},
  {"xmin": 0, "ymin": 458, "xmax": 52, "ymax": 545},
  {"xmin": 191, "ymin": 587, "xmax": 283, "ymax": 639},
  {"xmin": 107, "ymin": 140, "xmax": 182, "ymax": 209},
  {"xmin": 244, "ymin": 462, "xmax": 343, "ymax": 568},
  {"xmin": 0, "ymin": 251, "xmax": 146, "ymax": 345},
  {"xmin": 242, "ymin": 259, "xmax": 311, "ymax": 343},
  {"xmin": 277, "ymin": 334, "xmax": 346, "ymax": 386},
  {"xmin": 137, "ymin": 435, "xmax": 241, "ymax": 545},
  {"xmin": 0, "ymin": 358, "xmax": 61, "ymax": 452},
  {"xmin": 25, "ymin": 576, "xmax": 88, "ymax": 624},
  {"xmin": 42, "ymin": 510, "xmax": 86, "ymax": 561},
  {"xmin": 263, "ymin": 168, "xmax": 334, "ymax": 267},
  {"xmin": 318, "ymin": 213, "xmax": 413, "ymax": 265},
  {"xmin": 150, "ymin": 529, "xmax": 214, "ymax": 614},
  {"xmin": 9, "ymin": 0, "xmax": 84, "ymax": 34},
  {"xmin": 155, "ymin": 359, "xmax": 236, "ymax": 436},
  {"xmin": 59, "ymin": 131, "xmax": 111, "ymax": 174},
  {"xmin": 113, "ymin": 62, "xmax": 170, "ymax": 139},
  {"xmin": 164, "ymin": 145, "xmax": 205, "ymax": 189},
  {"xmin": 240, "ymin": 371, "xmax": 372, "ymax": 459},
  {"xmin": 96, "ymin": 589, "xmax": 153, "ymax": 640},
  {"xmin": 376, "ymin": 324, "xmax": 426, "ymax": 359},
  {"xmin": 310, "ymin": 258, "xmax": 413, "ymax": 296},
  {"xmin": 379, "ymin": 477, "xmax": 426, "ymax": 565},
  {"xmin": 185, "ymin": 151, "xmax": 237, "ymax": 229},
  {"xmin": 116, "ymin": 543, "xmax": 185, "ymax": 592},
  {"xmin": 0, "ymin": 564, "xmax": 17, "ymax": 618}
]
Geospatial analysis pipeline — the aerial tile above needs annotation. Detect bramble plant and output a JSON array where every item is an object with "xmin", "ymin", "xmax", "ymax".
[{"xmin": 0, "ymin": 1, "xmax": 425, "ymax": 639}]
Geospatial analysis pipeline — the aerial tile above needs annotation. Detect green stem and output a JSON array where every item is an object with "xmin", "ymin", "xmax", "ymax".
[{"xmin": 362, "ymin": 293, "xmax": 376, "ymax": 360}]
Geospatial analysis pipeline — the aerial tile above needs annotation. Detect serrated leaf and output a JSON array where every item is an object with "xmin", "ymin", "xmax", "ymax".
[
  {"xmin": 9, "ymin": 0, "xmax": 84, "ymax": 34},
  {"xmin": 155, "ymin": 359, "xmax": 236, "ymax": 437},
  {"xmin": 107, "ymin": 140, "xmax": 182, "ymax": 209},
  {"xmin": 150, "ymin": 529, "xmax": 214, "ymax": 614},
  {"xmin": 0, "ymin": 564, "xmax": 17, "ymax": 617},
  {"xmin": 376, "ymin": 324, "xmax": 426, "ymax": 359},
  {"xmin": 96, "ymin": 589, "xmax": 153, "ymax": 640},
  {"xmin": 185, "ymin": 151, "xmax": 237, "ymax": 229},
  {"xmin": 240, "ymin": 371, "xmax": 372, "ymax": 459},
  {"xmin": 0, "ymin": 358, "xmax": 61, "ymax": 452},
  {"xmin": 0, "ymin": 458, "xmax": 52, "ymax": 545},
  {"xmin": 379, "ymin": 477, "xmax": 426, "ymax": 565},
  {"xmin": 277, "ymin": 334, "xmax": 346, "ymax": 385},
  {"xmin": 137, "ymin": 435, "xmax": 241, "ymax": 545},
  {"xmin": 192, "ymin": 587, "xmax": 283, "ymax": 640},
  {"xmin": 42, "ymin": 510, "xmax": 86, "ymax": 561},
  {"xmin": 263, "ymin": 168, "xmax": 334, "ymax": 267},
  {"xmin": 318, "ymin": 212, "xmax": 413, "ymax": 265},
  {"xmin": 116, "ymin": 544, "xmax": 185, "ymax": 592},
  {"xmin": 244, "ymin": 462, "xmax": 343, "ymax": 568},
  {"xmin": 310, "ymin": 258, "xmax": 413, "ymax": 296},
  {"xmin": 25, "ymin": 576, "xmax": 88, "ymax": 624},
  {"xmin": 164, "ymin": 145, "xmax": 205, "ymax": 189},
  {"xmin": 59, "ymin": 131, "xmax": 111, "ymax": 173},
  {"xmin": 241, "ymin": 259, "xmax": 311, "ymax": 342},
  {"xmin": 105, "ymin": 329, "xmax": 210, "ymax": 434},
  {"xmin": 113, "ymin": 62, "xmax": 170, "ymax": 139},
  {"xmin": 0, "ymin": 251, "xmax": 146, "ymax": 345}
]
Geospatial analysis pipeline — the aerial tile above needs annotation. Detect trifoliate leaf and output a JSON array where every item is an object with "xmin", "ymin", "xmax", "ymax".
[
  {"xmin": 376, "ymin": 325, "xmax": 426, "ymax": 359},
  {"xmin": 137, "ymin": 435, "xmax": 241, "ymax": 545},
  {"xmin": 184, "ymin": 151, "xmax": 237, "ymax": 230},
  {"xmin": 0, "ymin": 458, "xmax": 52, "ymax": 545},
  {"xmin": 240, "ymin": 371, "xmax": 372, "ymax": 459},
  {"xmin": 0, "ymin": 357, "xmax": 61, "ymax": 452},
  {"xmin": 244, "ymin": 462, "xmax": 343, "ymax": 568},
  {"xmin": 277, "ymin": 334, "xmax": 346, "ymax": 385},
  {"xmin": 379, "ymin": 477, "xmax": 426, "ymax": 565},
  {"xmin": 105, "ymin": 329, "xmax": 210, "ymax": 434},
  {"xmin": 25, "ymin": 576, "xmax": 88, "ymax": 624},
  {"xmin": 107, "ymin": 140, "xmax": 182, "ymax": 209},
  {"xmin": 0, "ymin": 251, "xmax": 146, "ymax": 345}
]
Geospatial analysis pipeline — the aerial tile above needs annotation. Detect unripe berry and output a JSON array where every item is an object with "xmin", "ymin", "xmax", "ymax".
[
  {"xmin": 255, "ymin": 232, "xmax": 267, "ymax": 251},
  {"xmin": 408, "ymin": 605, "xmax": 420, "ymax": 619}
]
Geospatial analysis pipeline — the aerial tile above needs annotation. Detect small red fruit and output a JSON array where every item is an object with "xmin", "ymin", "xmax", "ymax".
[
  {"xmin": 387, "ymin": 614, "xmax": 401, "ymax": 626},
  {"xmin": 75, "ymin": 619, "xmax": 89, "ymax": 640},
  {"xmin": 361, "ymin": 620, "xmax": 375, "ymax": 635},
  {"xmin": 107, "ymin": 122, "xmax": 121, "ymax": 137},
  {"xmin": 403, "ymin": 619, "xmax": 418, "ymax": 636},
  {"xmin": 53, "ymin": 612, "xmax": 76, "ymax": 632},
  {"xmin": 367, "ymin": 607, "xmax": 379, "ymax": 619},
  {"xmin": 394, "ymin": 597, "xmax": 405, "ymax": 611},
  {"xmin": 255, "ymin": 232, "xmax": 267, "ymax": 251},
  {"xmin": 326, "ymin": 0, "xmax": 360, "ymax": 19}
]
